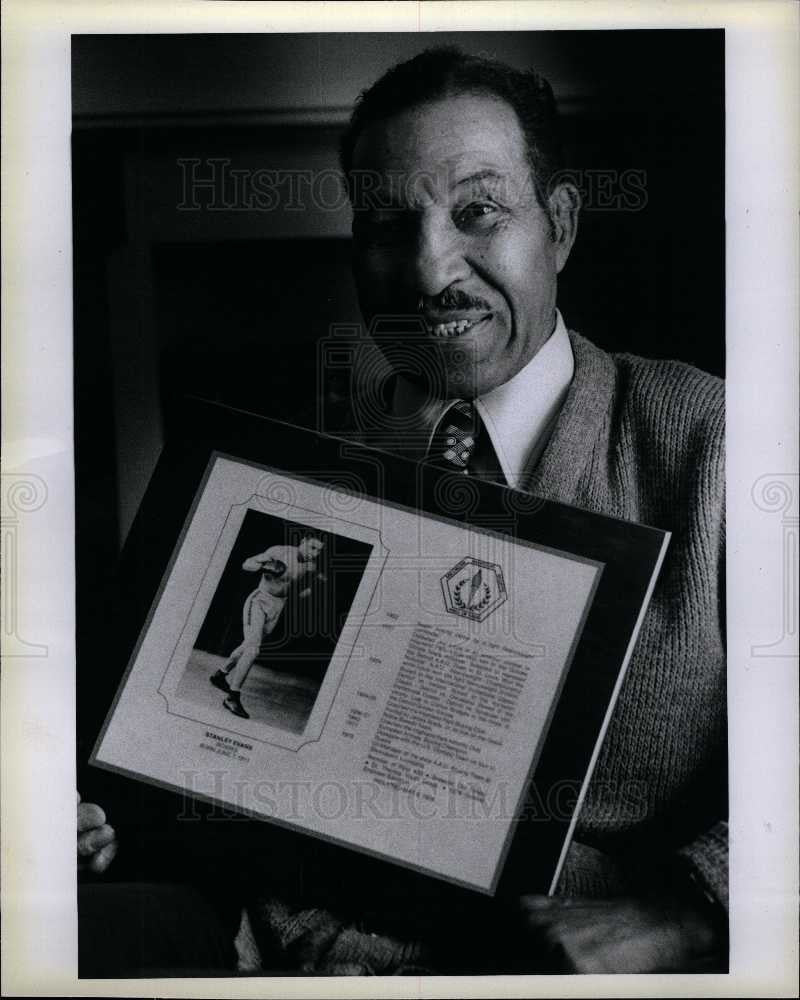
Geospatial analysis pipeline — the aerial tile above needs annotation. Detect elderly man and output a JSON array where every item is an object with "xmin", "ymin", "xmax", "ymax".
[{"xmin": 79, "ymin": 47, "xmax": 726, "ymax": 974}]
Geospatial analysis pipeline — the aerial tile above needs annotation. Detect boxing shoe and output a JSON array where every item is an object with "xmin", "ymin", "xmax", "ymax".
[
  {"xmin": 223, "ymin": 691, "xmax": 249, "ymax": 719},
  {"xmin": 210, "ymin": 669, "xmax": 231, "ymax": 693}
]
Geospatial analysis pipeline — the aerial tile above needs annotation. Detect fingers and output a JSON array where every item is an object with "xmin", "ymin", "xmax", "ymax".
[
  {"xmin": 88, "ymin": 838, "xmax": 118, "ymax": 874},
  {"xmin": 77, "ymin": 794, "xmax": 118, "ymax": 874},
  {"xmin": 78, "ymin": 823, "xmax": 115, "ymax": 857},
  {"xmin": 517, "ymin": 895, "xmax": 687, "ymax": 973},
  {"xmin": 77, "ymin": 801, "xmax": 106, "ymax": 833}
]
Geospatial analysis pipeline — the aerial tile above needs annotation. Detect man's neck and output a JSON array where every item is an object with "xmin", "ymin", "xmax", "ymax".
[{"xmin": 390, "ymin": 310, "xmax": 575, "ymax": 489}]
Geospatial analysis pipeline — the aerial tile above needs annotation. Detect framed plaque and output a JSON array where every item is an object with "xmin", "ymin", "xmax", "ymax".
[{"xmin": 90, "ymin": 400, "xmax": 669, "ymax": 897}]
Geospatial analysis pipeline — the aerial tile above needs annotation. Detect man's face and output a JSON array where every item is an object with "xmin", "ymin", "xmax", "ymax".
[
  {"xmin": 350, "ymin": 93, "xmax": 575, "ymax": 399},
  {"xmin": 298, "ymin": 538, "xmax": 323, "ymax": 561}
]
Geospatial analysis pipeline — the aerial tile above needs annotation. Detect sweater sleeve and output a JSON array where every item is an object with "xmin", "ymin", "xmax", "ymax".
[
  {"xmin": 555, "ymin": 826, "xmax": 729, "ymax": 918},
  {"xmin": 676, "ymin": 402, "xmax": 728, "ymax": 910},
  {"xmin": 675, "ymin": 819, "xmax": 729, "ymax": 912},
  {"xmin": 673, "ymin": 378, "xmax": 728, "ymax": 912},
  {"xmin": 554, "ymin": 840, "xmax": 637, "ymax": 898}
]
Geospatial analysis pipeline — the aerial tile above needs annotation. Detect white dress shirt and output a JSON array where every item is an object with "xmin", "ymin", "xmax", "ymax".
[{"xmin": 390, "ymin": 310, "xmax": 574, "ymax": 489}]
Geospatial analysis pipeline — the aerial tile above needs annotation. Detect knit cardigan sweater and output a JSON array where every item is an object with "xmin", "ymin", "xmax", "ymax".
[
  {"xmin": 246, "ymin": 329, "xmax": 727, "ymax": 973},
  {"xmin": 529, "ymin": 330, "xmax": 727, "ymax": 907}
]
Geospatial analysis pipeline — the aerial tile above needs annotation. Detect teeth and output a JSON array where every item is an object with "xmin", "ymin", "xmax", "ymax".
[{"xmin": 430, "ymin": 319, "xmax": 475, "ymax": 338}]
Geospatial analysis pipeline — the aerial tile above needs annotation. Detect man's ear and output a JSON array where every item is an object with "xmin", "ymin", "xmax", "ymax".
[{"xmin": 548, "ymin": 181, "xmax": 581, "ymax": 274}]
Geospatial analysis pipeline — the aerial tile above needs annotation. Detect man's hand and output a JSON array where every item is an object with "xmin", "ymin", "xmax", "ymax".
[
  {"xmin": 77, "ymin": 792, "xmax": 118, "ymax": 874},
  {"xmin": 517, "ymin": 892, "xmax": 725, "ymax": 973}
]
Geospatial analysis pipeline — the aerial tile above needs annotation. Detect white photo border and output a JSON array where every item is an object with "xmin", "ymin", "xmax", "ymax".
[{"xmin": 1, "ymin": 2, "xmax": 798, "ymax": 997}]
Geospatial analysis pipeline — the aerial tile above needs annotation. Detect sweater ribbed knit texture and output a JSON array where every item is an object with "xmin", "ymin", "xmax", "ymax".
[
  {"xmin": 248, "ymin": 330, "xmax": 727, "ymax": 970},
  {"xmin": 536, "ymin": 332, "xmax": 727, "ymax": 910}
]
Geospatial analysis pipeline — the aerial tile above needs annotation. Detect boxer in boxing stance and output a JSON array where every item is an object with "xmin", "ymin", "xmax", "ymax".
[{"xmin": 210, "ymin": 535, "xmax": 326, "ymax": 719}]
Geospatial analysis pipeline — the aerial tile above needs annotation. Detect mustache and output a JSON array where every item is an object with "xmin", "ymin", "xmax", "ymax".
[{"xmin": 418, "ymin": 288, "xmax": 492, "ymax": 313}]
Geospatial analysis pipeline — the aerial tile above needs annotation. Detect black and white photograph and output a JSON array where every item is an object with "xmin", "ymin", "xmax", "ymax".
[
  {"xmin": 1, "ymin": 3, "xmax": 798, "ymax": 997},
  {"xmin": 175, "ymin": 508, "xmax": 373, "ymax": 733},
  {"xmin": 71, "ymin": 26, "xmax": 732, "ymax": 978},
  {"xmin": 72, "ymin": 28, "xmax": 730, "ymax": 978},
  {"xmin": 90, "ymin": 416, "xmax": 666, "ymax": 909}
]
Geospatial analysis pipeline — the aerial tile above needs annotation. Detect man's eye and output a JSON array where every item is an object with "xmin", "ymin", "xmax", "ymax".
[{"xmin": 455, "ymin": 202, "xmax": 498, "ymax": 227}]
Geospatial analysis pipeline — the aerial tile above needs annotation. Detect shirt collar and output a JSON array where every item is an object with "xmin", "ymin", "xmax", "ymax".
[{"xmin": 390, "ymin": 310, "xmax": 574, "ymax": 489}]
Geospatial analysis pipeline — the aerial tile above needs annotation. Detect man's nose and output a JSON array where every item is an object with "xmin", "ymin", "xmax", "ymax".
[{"xmin": 409, "ymin": 217, "xmax": 471, "ymax": 298}]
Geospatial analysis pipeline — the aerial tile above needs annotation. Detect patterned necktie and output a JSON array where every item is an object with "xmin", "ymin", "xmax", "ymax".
[{"xmin": 428, "ymin": 400, "xmax": 479, "ymax": 472}]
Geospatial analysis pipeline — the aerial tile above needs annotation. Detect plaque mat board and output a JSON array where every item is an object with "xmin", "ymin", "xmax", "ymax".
[{"xmin": 90, "ymin": 400, "xmax": 670, "ymax": 897}]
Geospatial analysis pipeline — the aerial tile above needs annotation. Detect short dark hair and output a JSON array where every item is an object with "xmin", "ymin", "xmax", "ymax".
[{"xmin": 339, "ymin": 46, "xmax": 564, "ymax": 208}]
